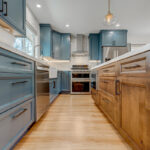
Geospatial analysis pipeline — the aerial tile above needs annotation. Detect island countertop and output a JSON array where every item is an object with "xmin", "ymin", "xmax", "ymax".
[{"xmin": 91, "ymin": 44, "xmax": 150, "ymax": 70}]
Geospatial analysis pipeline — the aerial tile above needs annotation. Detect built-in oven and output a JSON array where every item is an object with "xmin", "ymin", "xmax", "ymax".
[{"xmin": 71, "ymin": 71, "xmax": 91, "ymax": 94}]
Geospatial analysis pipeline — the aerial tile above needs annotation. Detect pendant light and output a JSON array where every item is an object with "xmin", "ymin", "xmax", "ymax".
[{"xmin": 104, "ymin": 0, "xmax": 117, "ymax": 26}]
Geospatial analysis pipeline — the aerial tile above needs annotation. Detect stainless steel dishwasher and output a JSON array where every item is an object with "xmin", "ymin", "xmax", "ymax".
[{"xmin": 35, "ymin": 62, "xmax": 50, "ymax": 121}]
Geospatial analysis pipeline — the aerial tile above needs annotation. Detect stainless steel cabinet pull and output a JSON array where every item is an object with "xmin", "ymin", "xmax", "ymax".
[
  {"xmin": 11, "ymin": 81, "xmax": 28, "ymax": 85},
  {"xmin": 11, "ymin": 108, "xmax": 27, "ymax": 119},
  {"xmin": 103, "ymin": 70, "xmax": 109, "ymax": 73},
  {"xmin": 53, "ymin": 81, "xmax": 56, "ymax": 88},
  {"xmin": 11, "ymin": 62, "xmax": 27, "ymax": 66},
  {"xmin": 3, "ymin": 1, "xmax": 7, "ymax": 16},
  {"xmin": 124, "ymin": 64, "xmax": 141, "ymax": 69},
  {"xmin": 103, "ymin": 98, "xmax": 110, "ymax": 103},
  {"xmin": 0, "ymin": 0, "xmax": 4, "ymax": 12},
  {"xmin": 103, "ymin": 80, "xmax": 108, "ymax": 84},
  {"xmin": 115, "ymin": 80, "xmax": 120, "ymax": 95}
]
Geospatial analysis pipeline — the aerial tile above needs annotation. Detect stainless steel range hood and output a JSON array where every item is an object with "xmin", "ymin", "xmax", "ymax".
[{"xmin": 72, "ymin": 34, "xmax": 88, "ymax": 56}]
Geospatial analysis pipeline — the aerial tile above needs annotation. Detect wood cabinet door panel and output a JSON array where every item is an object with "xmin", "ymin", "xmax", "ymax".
[{"xmin": 121, "ymin": 82, "xmax": 145, "ymax": 149}]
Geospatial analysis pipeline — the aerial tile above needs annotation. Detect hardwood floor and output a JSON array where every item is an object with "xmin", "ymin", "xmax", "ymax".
[{"xmin": 14, "ymin": 95, "xmax": 132, "ymax": 150}]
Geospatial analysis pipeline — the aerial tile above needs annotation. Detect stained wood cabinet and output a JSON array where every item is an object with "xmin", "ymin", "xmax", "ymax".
[{"xmin": 91, "ymin": 50, "xmax": 150, "ymax": 150}]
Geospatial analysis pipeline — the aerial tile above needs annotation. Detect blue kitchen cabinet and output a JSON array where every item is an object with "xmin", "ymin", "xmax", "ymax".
[
  {"xmin": 0, "ymin": 0, "xmax": 26, "ymax": 35},
  {"xmin": 61, "ymin": 34, "xmax": 71, "ymax": 60},
  {"xmin": 57, "ymin": 71, "xmax": 62, "ymax": 94},
  {"xmin": 52, "ymin": 31, "xmax": 71, "ymax": 60},
  {"xmin": 52, "ymin": 31, "xmax": 61, "ymax": 59},
  {"xmin": 61, "ymin": 71, "xmax": 71, "ymax": 93},
  {"xmin": 89, "ymin": 34, "xmax": 100, "ymax": 60},
  {"xmin": 100, "ymin": 30, "xmax": 127, "ymax": 47},
  {"xmin": 40, "ymin": 24, "xmax": 52, "ymax": 57},
  {"xmin": 50, "ymin": 78, "xmax": 58, "ymax": 103},
  {"xmin": 0, "ymin": 47, "xmax": 35, "ymax": 149}
]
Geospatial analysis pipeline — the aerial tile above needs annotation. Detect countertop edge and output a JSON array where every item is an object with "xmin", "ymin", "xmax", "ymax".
[{"xmin": 91, "ymin": 44, "xmax": 150, "ymax": 70}]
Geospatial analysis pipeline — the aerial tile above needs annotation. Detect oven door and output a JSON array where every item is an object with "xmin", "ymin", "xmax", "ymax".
[{"xmin": 71, "ymin": 80, "xmax": 91, "ymax": 94}]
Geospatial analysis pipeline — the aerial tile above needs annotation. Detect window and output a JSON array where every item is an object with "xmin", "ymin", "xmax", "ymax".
[{"xmin": 14, "ymin": 26, "xmax": 35, "ymax": 56}]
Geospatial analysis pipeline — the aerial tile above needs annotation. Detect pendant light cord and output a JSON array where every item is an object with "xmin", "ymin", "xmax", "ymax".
[{"xmin": 108, "ymin": 0, "xmax": 111, "ymax": 13}]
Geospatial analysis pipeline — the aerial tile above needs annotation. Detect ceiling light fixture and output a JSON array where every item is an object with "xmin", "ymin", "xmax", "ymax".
[
  {"xmin": 116, "ymin": 23, "xmax": 120, "ymax": 27},
  {"xmin": 36, "ymin": 4, "xmax": 41, "ymax": 8},
  {"xmin": 104, "ymin": 0, "xmax": 118, "ymax": 26},
  {"xmin": 65, "ymin": 24, "xmax": 70, "ymax": 28}
]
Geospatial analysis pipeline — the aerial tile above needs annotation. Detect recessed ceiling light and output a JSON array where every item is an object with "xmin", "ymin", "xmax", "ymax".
[
  {"xmin": 36, "ymin": 4, "xmax": 41, "ymax": 8},
  {"xmin": 116, "ymin": 23, "xmax": 120, "ymax": 27},
  {"xmin": 65, "ymin": 24, "xmax": 70, "ymax": 28}
]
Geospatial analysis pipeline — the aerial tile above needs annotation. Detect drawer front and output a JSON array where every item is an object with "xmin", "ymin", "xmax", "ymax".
[
  {"xmin": 99, "ymin": 65, "xmax": 116, "ymax": 77},
  {"xmin": 121, "ymin": 58, "xmax": 146, "ymax": 73},
  {"xmin": 0, "ymin": 75, "xmax": 34, "ymax": 113},
  {"xmin": 101, "ymin": 94, "xmax": 115, "ymax": 121},
  {"xmin": 99, "ymin": 78, "xmax": 115, "ymax": 95},
  {"xmin": 0, "ymin": 99, "xmax": 34, "ymax": 150},
  {"xmin": 0, "ymin": 48, "xmax": 34, "ymax": 73}
]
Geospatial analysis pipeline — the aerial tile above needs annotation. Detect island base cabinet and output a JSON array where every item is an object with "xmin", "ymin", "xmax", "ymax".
[{"xmin": 0, "ymin": 99, "xmax": 34, "ymax": 150}]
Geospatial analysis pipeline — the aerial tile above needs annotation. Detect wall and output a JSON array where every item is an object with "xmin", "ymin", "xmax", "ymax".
[{"xmin": 0, "ymin": 5, "xmax": 40, "ymax": 57}]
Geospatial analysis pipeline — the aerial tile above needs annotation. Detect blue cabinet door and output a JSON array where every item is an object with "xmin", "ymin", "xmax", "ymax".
[
  {"xmin": 89, "ymin": 34, "xmax": 99, "ymax": 60},
  {"xmin": 52, "ymin": 31, "xmax": 61, "ymax": 59},
  {"xmin": 40, "ymin": 24, "xmax": 52, "ymax": 57},
  {"xmin": 61, "ymin": 71, "xmax": 70, "ymax": 92},
  {"xmin": 0, "ymin": 0, "xmax": 26, "ymax": 35},
  {"xmin": 101, "ymin": 30, "xmax": 127, "ymax": 47},
  {"xmin": 60, "ymin": 34, "xmax": 71, "ymax": 60}
]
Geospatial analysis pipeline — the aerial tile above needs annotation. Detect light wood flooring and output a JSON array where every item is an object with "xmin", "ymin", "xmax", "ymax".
[{"xmin": 14, "ymin": 94, "xmax": 132, "ymax": 150}]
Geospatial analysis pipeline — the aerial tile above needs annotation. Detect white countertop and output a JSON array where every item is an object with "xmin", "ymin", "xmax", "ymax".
[
  {"xmin": 91, "ymin": 44, "xmax": 150, "ymax": 70},
  {"xmin": 0, "ymin": 41, "xmax": 50, "ymax": 67}
]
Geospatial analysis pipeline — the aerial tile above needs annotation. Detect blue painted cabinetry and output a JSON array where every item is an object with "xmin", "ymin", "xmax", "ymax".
[
  {"xmin": 89, "ymin": 34, "xmax": 100, "ymax": 60},
  {"xmin": 100, "ymin": 30, "xmax": 127, "ymax": 47},
  {"xmin": 52, "ymin": 31, "xmax": 71, "ymax": 60},
  {"xmin": 0, "ymin": 48, "xmax": 35, "ymax": 149},
  {"xmin": 40, "ymin": 24, "xmax": 52, "ymax": 57},
  {"xmin": 61, "ymin": 71, "xmax": 71, "ymax": 93},
  {"xmin": 0, "ymin": 0, "xmax": 26, "ymax": 35}
]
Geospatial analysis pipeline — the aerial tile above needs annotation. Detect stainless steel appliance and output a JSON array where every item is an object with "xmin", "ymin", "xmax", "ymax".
[
  {"xmin": 71, "ymin": 65, "xmax": 91, "ymax": 94},
  {"xmin": 35, "ymin": 62, "xmax": 50, "ymax": 121}
]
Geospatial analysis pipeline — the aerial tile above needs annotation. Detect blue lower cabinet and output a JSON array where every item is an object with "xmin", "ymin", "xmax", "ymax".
[
  {"xmin": 0, "ymin": 74, "xmax": 34, "ymax": 114},
  {"xmin": 61, "ymin": 71, "xmax": 71, "ymax": 93},
  {"xmin": 50, "ymin": 79, "xmax": 58, "ymax": 103},
  {"xmin": 0, "ymin": 99, "xmax": 34, "ymax": 150}
]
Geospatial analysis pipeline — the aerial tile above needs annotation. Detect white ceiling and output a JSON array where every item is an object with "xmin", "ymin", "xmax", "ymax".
[{"xmin": 27, "ymin": 0, "xmax": 150, "ymax": 44}]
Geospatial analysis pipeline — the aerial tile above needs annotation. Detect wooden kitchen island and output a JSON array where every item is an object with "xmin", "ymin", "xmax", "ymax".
[{"xmin": 91, "ymin": 45, "xmax": 150, "ymax": 150}]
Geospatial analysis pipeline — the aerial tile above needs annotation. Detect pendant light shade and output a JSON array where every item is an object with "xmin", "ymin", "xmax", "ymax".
[{"xmin": 104, "ymin": 0, "xmax": 118, "ymax": 26}]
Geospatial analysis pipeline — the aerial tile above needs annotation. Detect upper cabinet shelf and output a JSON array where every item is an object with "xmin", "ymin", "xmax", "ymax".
[
  {"xmin": 0, "ymin": 0, "xmax": 26, "ymax": 36},
  {"xmin": 100, "ymin": 30, "xmax": 128, "ymax": 47}
]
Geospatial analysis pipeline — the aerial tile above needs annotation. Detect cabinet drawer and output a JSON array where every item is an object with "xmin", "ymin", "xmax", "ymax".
[
  {"xmin": 0, "ymin": 48, "xmax": 34, "ymax": 73},
  {"xmin": 99, "ymin": 78, "xmax": 115, "ymax": 95},
  {"xmin": 121, "ymin": 58, "xmax": 146, "ymax": 73},
  {"xmin": 0, "ymin": 99, "xmax": 34, "ymax": 150},
  {"xmin": 101, "ymin": 94, "xmax": 115, "ymax": 121},
  {"xmin": 99, "ymin": 65, "xmax": 116, "ymax": 76},
  {"xmin": 0, "ymin": 75, "xmax": 34, "ymax": 113}
]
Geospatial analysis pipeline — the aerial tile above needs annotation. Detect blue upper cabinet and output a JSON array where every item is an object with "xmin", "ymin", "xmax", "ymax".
[
  {"xmin": 61, "ymin": 34, "xmax": 71, "ymax": 60},
  {"xmin": 52, "ymin": 31, "xmax": 71, "ymax": 60},
  {"xmin": 40, "ymin": 24, "xmax": 52, "ymax": 57},
  {"xmin": 52, "ymin": 31, "xmax": 61, "ymax": 59},
  {"xmin": 100, "ymin": 30, "xmax": 128, "ymax": 47},
  {"xmin": 89, "ymin": 34, "xmax": 100, "ymax": 60},
  {"xmin": 0, "ymin": 0, "xmax": 26, "ymax": 36}
]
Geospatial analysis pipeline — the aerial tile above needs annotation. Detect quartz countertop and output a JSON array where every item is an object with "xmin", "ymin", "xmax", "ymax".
[
  {"xmin": 91, "ymin": 44, "xmax": 150, "ymax": 70},
  {"xmin": 0, "ymin": 41, "xmax": 50, "ymax": 67}
]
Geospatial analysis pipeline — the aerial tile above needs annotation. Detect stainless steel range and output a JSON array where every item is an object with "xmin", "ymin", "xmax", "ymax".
[{"xmin": 71, "ymin": 65, "xmax": 91, "ymax": 94}]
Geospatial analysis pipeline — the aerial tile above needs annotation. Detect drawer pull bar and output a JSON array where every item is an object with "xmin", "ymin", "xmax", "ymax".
[
  {"xmin": 11, "ymin": 62, "xmax": 27, "ymax": 66},
  {"xmin": 11, "ymin": 108, "xmax": 27, "ymax": 119},
  {"xmin": 11, "ymin": 81, "xmax": 28, "ymax": 85},
  {"xmin": 124, "ymin": 64, "xmax": 141, "ymax": 69},
  {"xmin": 103, "ymin": 98, "xmax": 110, "ymax": 103},
  {"xmin": 115, "ymin": 80, "xmax": 120, "ymax": 95},
  {"xmin": 103, "ymin": 70, "xmax": 109, "ymax": 73},
  {"xmin": 103, "ymin": 81, "xmax": 109, "ymax": 84},
  {"xmin": 3, "ymin": 1, "xmax": 7, "ymax": 16}
]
